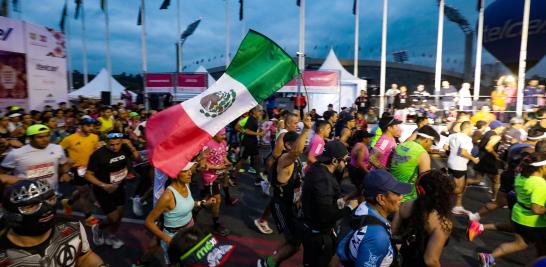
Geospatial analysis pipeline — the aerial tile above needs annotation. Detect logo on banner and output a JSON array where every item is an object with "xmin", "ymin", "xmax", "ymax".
[
  {"xmin": 199, "ymin": 89, "xmax": 236, "ymax": 118},
  {"xmin": 36, "ymin": 64, "xmax": 59, "ymax": 72},
  {"xmin": 0, "ymin": 28, "xmax": 13, "ymax": 41}
]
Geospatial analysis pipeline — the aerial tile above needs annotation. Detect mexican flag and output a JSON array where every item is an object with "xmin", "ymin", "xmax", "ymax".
[{"xmin": 147, "ymin": 30, "xmax": 299, "ymax": 177}]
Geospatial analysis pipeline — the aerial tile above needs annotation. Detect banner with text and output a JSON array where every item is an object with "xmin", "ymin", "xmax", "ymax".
[
  {"xmin": 279, "ymin": 70, "xmax": 339, "ymax": 93},
  {"xmin": 145, "ymin": 73, "xmax": 174, "ymax": 93},
  {"xmin": 0, "ymin": 17, "xmax": 27, "ymax": 110},
  {"xmin": 24, "ymin": 21, "xmax": 68, "ymax": 110},
  {"xmin": 176, "ymin": 73, "xmax": 207, "ymax": 94}
]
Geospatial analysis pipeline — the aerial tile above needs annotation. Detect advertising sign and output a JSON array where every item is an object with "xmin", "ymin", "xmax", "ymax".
[
  {"xmin": 24, "ymin": 22, "xmax": 68, "ymax": 110},
  {"xmin": 145, "ymin": 73, "xmax": 174, "ymax": 93},
  {"xmin": 176, "ymin": 73, "xmax": 207, "ymax": 94},
  {"xmin": 279, "ymin": 71, "xmax": 339, "ymax": 93},
  {"xmin": 0, "ymin": 17, "xmax": 27, "ymax": 110}
]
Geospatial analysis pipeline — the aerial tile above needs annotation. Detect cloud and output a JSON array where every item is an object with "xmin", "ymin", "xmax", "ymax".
[{"xmin": 14, "ymin": 0, "xmax": 545, "ymax": 76}]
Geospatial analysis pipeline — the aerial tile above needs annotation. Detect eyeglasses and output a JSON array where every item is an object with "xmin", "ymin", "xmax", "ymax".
[
  {"xmin": 17, "ymin": 195, "xmax": 57, "ymax": 215},
  {"xmin": 106, "ymin": 132, "xmax": 124, "ymax": 139}
]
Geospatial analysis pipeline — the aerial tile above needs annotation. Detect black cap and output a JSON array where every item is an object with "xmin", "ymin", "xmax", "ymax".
[
  {"xmin": 343, "ymin": 115, "xmax": 355, "ymax": 122},
  {"xmin": 379, "ymin": 116, "xmax": 402, "ymax": 131},
  {"xmin": 316, "ymin": 141, "xmax": 349, "ymax": 163},
  {"xmin": 363, "ymin": 169, "xmax": 412, "ymax": 198}
]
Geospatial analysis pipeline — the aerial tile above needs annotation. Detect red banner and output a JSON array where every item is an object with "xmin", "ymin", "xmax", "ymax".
[
  {"xmin": 145, "ymin": 73, "xmax": 174, "ymax": 93},
  {"xmin": 280, "ymin": 71, "xmax": 339, "ymax": 93},
  {"xmin": 176, "ymin": 73, "xmax": 207, "ymax": 94}
]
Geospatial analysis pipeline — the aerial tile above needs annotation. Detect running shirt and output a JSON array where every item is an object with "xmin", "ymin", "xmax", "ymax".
[
  {"xmin": 511, "ymin": 175, "xmax": 546, "ymax": 227},
  {"xmin": 0, "ymin": 220, "xmax": 90, "ymax": 267},
  {"xmin": 97, "ymin": 117, "xmax": 114, "ymax": 133},
  {"xmin": 337, "ymin": 202, "xmax": 394, "ymax": 267},
  {"xmin": 163, "ymin": 185, "xmax": 194, "ymax": 228},
  {"xmin": 87, "ymin": 145, "xmax": 132, "ymax": 185},
  {"xmin": 370, "ymin": 126, "xmax": 382, "ymax": 148},
  {"xmin": 1, "ymin": 144, "xmax": 67, "ymax": 191},
  {"xmin": 447, "ymin": 133, "xmax": 473, "ymax": 171},
  {"xmin": 308, "ymin": 134, "xmax": 325, "ymax": 160},
  {"xmin": 350, "ymin": 142, "xmax": 370, "ymax": 170},
  {"xmin": 60, "ymin": 132, "xmax": 99, "ymax": 167},
  {"xmin": 373, "ymin": 134, "xmax": 397, "ymax": 168},
  {"xmin": 390, "ymin": 141, "xmax": 427, "ymax": 202},
  {"xmin": 202, "ymin": 139, "xmax": 228, "ymax": 185}
]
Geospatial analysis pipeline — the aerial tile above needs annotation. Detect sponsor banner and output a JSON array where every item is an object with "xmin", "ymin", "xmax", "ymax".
[
  {"xmin": 0, "ymin": 16, "xmax": 25, "ymax": 53},
  {"xmin": 145, "ymin": 73, "xmax": 174, "ymax": 93},
  {"xmin": 176, "ymin": 73, "xmax": 207, "ymax": 94},
  {"xmin": 24, "ymin": 22, "xmax": 68, "ymax": 110},
  {"xmin": 279, "ymin": 70, "xmax": 339, "ymax": 93}
]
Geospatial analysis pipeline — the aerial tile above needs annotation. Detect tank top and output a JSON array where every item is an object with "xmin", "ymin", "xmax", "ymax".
[
  {"xmin": 163, "ymin": 185, "xmax": 194, "ymax": 228},
  {"xmin": 271, "ymin": 152, "xmax": 303, "ymax": 206},
  {"xmin": 389, "ymin": 141, "xmax": 427, "ymax": 202}
]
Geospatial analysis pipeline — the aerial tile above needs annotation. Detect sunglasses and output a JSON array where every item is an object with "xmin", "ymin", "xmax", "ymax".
[{"xmin": 106, "ymin": 132, "xmax": 124, "ymax": 139}]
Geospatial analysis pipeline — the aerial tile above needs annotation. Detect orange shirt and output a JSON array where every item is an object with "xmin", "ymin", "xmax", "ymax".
[{"xmin": 491, "ymin": 90, "xmax": 507, "ymax": 108}]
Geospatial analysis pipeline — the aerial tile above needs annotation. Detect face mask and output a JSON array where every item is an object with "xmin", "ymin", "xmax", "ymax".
[{"xmin": 11, "ymin": 201, "xmax": 56, "ymax": 236}]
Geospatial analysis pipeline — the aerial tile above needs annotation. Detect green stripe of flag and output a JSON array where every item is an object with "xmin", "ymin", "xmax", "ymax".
[{"xmin": 225, "ymin": 30, "xmax": 299, "ymax": 103}]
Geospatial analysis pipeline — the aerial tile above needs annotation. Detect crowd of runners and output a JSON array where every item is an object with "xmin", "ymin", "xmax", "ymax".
[{"xmin": 0, "ymin": 89, "xmax": 545, "ymax": 267}]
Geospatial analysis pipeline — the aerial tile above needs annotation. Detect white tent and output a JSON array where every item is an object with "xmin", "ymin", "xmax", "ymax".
[
  {"xmin": 68, "ymin": 68, "xmax": 135, "ymax": 105},
  {"xmin": 195, "ymin": 65, "xmax": 216, "ymax": 87},
  {"xmin": 310, "ymin": 49, "xmax": 367, "ymax": 114}
]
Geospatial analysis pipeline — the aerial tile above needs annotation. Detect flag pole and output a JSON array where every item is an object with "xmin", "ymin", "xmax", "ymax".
[
  {"xmin": 176, "ymin": 0, "xmax": 182, "ymax": 72},
  {"xmin": 353, "ymin": 0, "xmax": 359, "ymax": 76},
  {"xmin": 140, "ymin": 0, "xmax": 149, "ymax": 110},
  {"xmin": 65, "ymin": 0, "xmax": 74, "ymax": 92},
  {"xmin": 434, "ymin": 0, "xmax": 444, "ymax": 106},
  {"xmin": 379, "ymin": 0, "xmax": 388, "ymax": 115},
  {"xmin": 297, "ymin": 0, "xmax": 305, "ymax": 100},
  {"xmin": 516, "ymin": 0, "xmax": 531, "ymax": 117},
  {"xmin": 81, "ymin": 0, "xmax": 88, "ymax": 85},
  {"xmin": 225, "ymin": 0, "xmax": 231, "ymax": 67},
  {"xmin": 473, "ymin": 0, "xmax": 484, "ymax": 102},
  {"xmin": 104, "ymin": 0, "xmax": 112, "ymax": 96}
]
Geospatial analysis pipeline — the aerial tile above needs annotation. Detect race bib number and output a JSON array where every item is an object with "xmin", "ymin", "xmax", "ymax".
[
  {"xmin": 109, "ymin": 168, "xmax": 128, "ymax": 184},
  {"xmin": 26, "ymin": 163, "xmax": 55, "ymax": 179},
  {"xmin": 77, "ymin": 167, "xmax": 87, "ymax": 177},
  {"xmin": 400, "ymin": 98, "xmax": 406, "ymax": 103}
]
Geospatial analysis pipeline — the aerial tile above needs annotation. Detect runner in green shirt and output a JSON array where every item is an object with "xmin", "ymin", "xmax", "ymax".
[
  {"xmin": 390, "ymin": 126, "xmax": 438, "ymax": 202},
  {"xmin": 478, "ymin": 153, "xmax": 546, "ymax": 267}
]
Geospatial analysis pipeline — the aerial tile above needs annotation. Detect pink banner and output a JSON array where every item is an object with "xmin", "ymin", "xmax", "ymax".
[
  {"xmin": 280, "ymin": 71, "xmax": 339, "ymax": 93},
  {"xmin": 176, "ymin": 73, "xmax": 207, "ymax": 94},
  {"xmin": 145, "ymin": 73, "xmax": 174, "ymax": 93}
]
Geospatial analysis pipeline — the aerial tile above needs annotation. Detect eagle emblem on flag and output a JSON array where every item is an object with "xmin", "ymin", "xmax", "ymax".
[{"xmin": 199, "ymin": 89, "xmax": 236, "ymax": 118}]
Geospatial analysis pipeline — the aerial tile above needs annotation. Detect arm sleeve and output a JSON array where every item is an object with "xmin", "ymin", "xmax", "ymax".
[{"xmin": 355, "ymin": 226, "xmax": 392, "ymax": 267}]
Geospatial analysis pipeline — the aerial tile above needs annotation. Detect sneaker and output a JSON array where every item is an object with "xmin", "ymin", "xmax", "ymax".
[
  {"xmin": 477, "ymin": 252, "xmax": 495, "ymax": 267},
  {"xmin": 451, "ymin": 206, "xmax": 470, "ymax": 215},
  {"xmin": 105, "ymin": 235, "xmax": 125, "ymax": 249},
  {"xmin": 260, "ymin": 181, "xmax": 271, "ymax": 196},
  {"xmin": 238, "ymin": 168, "xmax": 246, "ymax": 173},
  {"xmin": 132, "ymin": 196, "xmax": 144, "ymax": 217},
  {"xmin": 85, "ymin": 216, "xmax": 100, "ymax": 227},
  {"xmin": 467, "ymin": 220, "xmax": 484, "ymax": 241},
  {"xmin": 62, "ymin": 198, "xmax": 73, "ymax": 216},
  {"xmin": 257, "ymin": 258, "xmax": 269, "ymax": 267},
  {"xmin": 468, "ymin": 212, "xmax": 481, "ymax": 222},
  {"xmin": 214, "ymin": 225, "xmax": 231, "ymax": 237},
  {"xmin": 91, "ymin": 224, "xmax": 104, "ymax": 246},
  {"xmin": 248, "ymin": 167, "xmax": 257, "ymax": 174},
  {"xmin": 259, "ymin": 172, "xmax": 268, "ymax": 181},
  {"xmin": 254, "ymin": 218, "xmax": 273, "ymax": 234}
]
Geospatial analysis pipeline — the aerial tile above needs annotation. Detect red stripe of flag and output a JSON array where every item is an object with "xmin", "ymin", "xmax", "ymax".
[{"xmin": 146, "ymin": 105, "xmax": 211, "ymax": 177}]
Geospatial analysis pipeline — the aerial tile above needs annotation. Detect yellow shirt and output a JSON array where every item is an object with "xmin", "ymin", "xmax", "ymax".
[
  {"xmin": 98, "ymin": 117, "xmax": 114, "ymax": 133},
  {"xmin": 60, "ymin": 132, "xmax": 99, "ymax": 167},
  {"xmin": 471, "ymin": 111, "xmax": 496, "ymax": 125}
]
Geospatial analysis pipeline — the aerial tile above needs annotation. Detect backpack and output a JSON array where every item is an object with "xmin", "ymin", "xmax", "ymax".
[{"xmin": 339, "ymin": 215, "xmax": 400, "ymax": 267}]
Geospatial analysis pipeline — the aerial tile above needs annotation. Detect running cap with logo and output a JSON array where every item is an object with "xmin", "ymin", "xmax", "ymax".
[
  {"xmin": 80, "ymin": 117, "xmax": 100, "ymax": 125},
  {"xmin": 129, "ymin": 112, "xmax": 139, "ymax": 118},
  {"xmin": 316, "ymin": 141, "xmax": 349, "ymax": 162},
  {"xmin": 362, "ymin": 169, "xmax": 412, "ymax": 198},
  {"xmin": 378, "ymin": 116, "xmax": 402, "ymax": 131},
  {"xmin": 26, "ymin": 124, "xmax": 50, "ymax": 136},
  {"xmin": 8, "ymin": 113, "xmax": 22, "ymax": 118},
  {"xmin": 489, "ymin": 120, "xmax": 506, "ymax": 130},
  {"xmin": 182, "ymin": 162, "xmax": 197, "ymax": 171},
  {"xmin": 416, "ymin": 125, "xmax": 441, "ymax": 144}
]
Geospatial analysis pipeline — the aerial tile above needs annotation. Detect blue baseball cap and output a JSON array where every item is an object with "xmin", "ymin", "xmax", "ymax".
[
  {"xmin": 489, "ymin": 120, "xmax": 506, "ymax": 130},
  {"xmin": 362, "ymin": 169, "xmax": 412, "ymax": 198}
]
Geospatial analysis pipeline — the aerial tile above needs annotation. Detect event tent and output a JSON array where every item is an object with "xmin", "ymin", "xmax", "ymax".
[
  {"xmin": 309, "ymin": 49, "xmax": 366, "ymax": 114},
  {"xmin": 195, "ymin": 65, "xmax": 216, "ymax": 86},
  {"xmin": 68, "ymin": 68, "xmax": 135, "ymax": 104}
]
